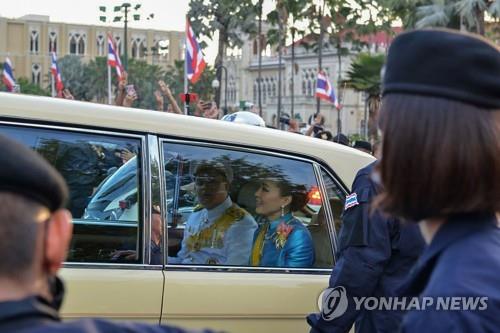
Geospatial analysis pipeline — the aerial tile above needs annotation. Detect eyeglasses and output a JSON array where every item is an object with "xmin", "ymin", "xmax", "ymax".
[{"xmin": 194, "ymin": 176, "xmax": 225, "ymax": 187}]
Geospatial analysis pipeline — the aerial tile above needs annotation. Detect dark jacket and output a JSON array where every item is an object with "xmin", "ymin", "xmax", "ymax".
[
  {"xmin": 0, "ymin": 296, "xmax": 215, "ymax": 333},
  {"xmin": 400, "ymin": 213, "xmax": 500, "ymax": 332},
  {"xmin": 307, "ymin": 162, "xmax": 425, "ymax": 333}
]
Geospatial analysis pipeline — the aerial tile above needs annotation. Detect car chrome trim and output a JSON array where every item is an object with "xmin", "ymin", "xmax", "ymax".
[{"xmin": 313, "ymin": 163, "xmax": 338, "ymax": 262}]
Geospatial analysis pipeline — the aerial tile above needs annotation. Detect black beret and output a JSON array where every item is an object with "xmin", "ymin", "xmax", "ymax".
[
  {"xmin": 0, "ymin": 134, "xmax": 68, "ymax": 212},
  {"xmin": 383, "ymin": 29, "xmax": 500, "ymax": 109},
  {"xmin": 353, "ymin": 140, "xmax": 372, "ymax": 152},
  {"xmin": 332, "ymin": 133, "xmax": 349, "ymax": 146}
]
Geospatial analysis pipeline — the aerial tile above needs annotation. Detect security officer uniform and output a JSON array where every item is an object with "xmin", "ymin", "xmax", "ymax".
[
  {"xmin": 399, "ymin": 213, "xmax": 500, "ymax": 332},
  {"xmin": 0, "ymin": 134, "xmax": 216, "ymax": 333},
  {"xmin": 307, "ymin": 162, "xmax": 425, "ymax": 333}
]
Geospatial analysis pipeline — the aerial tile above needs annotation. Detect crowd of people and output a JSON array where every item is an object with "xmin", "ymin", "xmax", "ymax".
[{"xmin": 0, "ymin": 28, "xmax": 498, "ymax": 333}]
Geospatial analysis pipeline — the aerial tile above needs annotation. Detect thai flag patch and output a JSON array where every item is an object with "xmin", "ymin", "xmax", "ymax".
[{"xmin": 345, "ymin": 193, "xmax": 359, "ymax": 210}]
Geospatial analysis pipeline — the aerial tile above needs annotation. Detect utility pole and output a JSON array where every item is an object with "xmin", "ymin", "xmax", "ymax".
[
  {"xmin": 277, "ymin": 13, "xmax": 283, "ymax": 126},
  {"xmin": 316, "ymin": 7, "xmax": 324, "ymax": 117},
  {"xmin": 99, "ymin": 3, "xmax": 154, "ymax": 71},
  {"xmin": 257, "ymin": 0, "xmax": 263, "ymax": 117},
  {"xmin": 291, "ymin": 27, "xmax": 295, "ymax": 119},
  {"xmin": 122, "ymin": 3, "xmax": 130, "ymax": 71}
]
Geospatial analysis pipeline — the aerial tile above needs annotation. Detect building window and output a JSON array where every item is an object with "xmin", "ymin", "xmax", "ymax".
[
  {"xmin": 114, "ymin": 36, "xmax": 122, "ymax": 54},
  {"xmin": 31, "ymin": 64, "xmax": 41, "ymax": 85},
  {"xmin": 96, "ymin": 34, "xmax": 105, "ymax": 56},
  {"xmin": 131, "ymin": 37, "xmax": 146, "ymax": 59},
  {"xmin": 30, "ymin": 30, "xmax": 39, "ymax": 53},
  {"xmin": 69, "ymin": 33, "xmax": 86, "ymax": 55},
  {"xmin": 49, "ymin": 31, "xmax": 57, "ymax": 53},
  {"xmin": 153, "ymin": 39, "xmax": 169, "ymax": 64}
]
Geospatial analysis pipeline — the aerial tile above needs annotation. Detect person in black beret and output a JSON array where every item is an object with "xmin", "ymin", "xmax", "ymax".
[
  {"xmin": 353, "ymin": 140, "xmax": 372, "ymax": 155},
  {"xmin": 376, "ymin": 29, "xmax": 500, "ymax": 332},
  {"xmin": 332, "ymin": 133, "xmax": 349, "ymax": 146},
  {"xmin": 0, "ymin": 134, "xmax": 217, "ymax": 333}
]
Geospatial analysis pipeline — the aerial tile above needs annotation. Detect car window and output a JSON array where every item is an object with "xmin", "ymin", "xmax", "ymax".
[
  {"xmin": 0, "ymin": 124, "xmax": 143, "ymax": 264},
  {"xmin": 162, "ymin": 141, "xmax": 337, "ymax": 270}
]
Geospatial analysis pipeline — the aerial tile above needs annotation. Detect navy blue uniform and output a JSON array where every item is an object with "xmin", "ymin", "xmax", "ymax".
[
  {"xmin": 400, "ymin": 213, "xmax": 500, "ymax": 332},
  {"xmin": 0, "ymin": 296, "xmax": 216, "ymax": 333},
  {"xmin": 307, "ymin": 163, "xmax": 425, "ymax": 333}
]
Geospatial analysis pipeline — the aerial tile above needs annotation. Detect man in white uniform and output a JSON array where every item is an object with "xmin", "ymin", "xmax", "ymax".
[{"xmin": 168, "ymin": 161, "xmax": 257, "ymax": 265}]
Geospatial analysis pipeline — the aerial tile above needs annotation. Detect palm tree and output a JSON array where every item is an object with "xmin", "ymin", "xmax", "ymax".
[
  {"xmin": 416, "ymin": 0, "xmax": 500, "ymax": 35},
  {"xmin": 344, "ymin": 53, "xmax": 385, "ymax": 142}
]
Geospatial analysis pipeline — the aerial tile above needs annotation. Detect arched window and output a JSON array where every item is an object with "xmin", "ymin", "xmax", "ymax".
[
  {"xmin": 49, "ymin": 31, "xmax": 57, "ymax": 53},
  {"xmin": 78, "ymin": 35, "xmax": 86, "ymax": 55},
  {"xmin": 69, "ymin": 33, "xmax": 86, "ymax": 55},
  {"xmin": 262, "ymin": 78, "xmax": 267, "ymax": 104},
  {"xmin": 267, "ymin": 78, "xmax": 272, "ymax": 99},
  {"xmin": 271, "ymin": 78, "xmax": 276, "ymax": 97},
  {"xmin": 114, "ymin": 36, "xmax": 122, "ymax": 55},
  {"xmin": 31, "ymin": 64, "xmax": 41, "ymax": 85},
  {"xmin": 131, "ymin": 37, "xmax": 146, "ymax": 59},
  {"xmin": 253, "ymin": 81, "xmax": 257, "ymax": 103},
  {"xmin": 30, "ymin": 30, "xmax": 39, "ymax": 53},
  {"xmin": 253, "ymin": 40, "xmax": 258, "ymax": 55},
  {"xmin": 96, "ymin": 34, "xmax": 105, "ymax": 56}
]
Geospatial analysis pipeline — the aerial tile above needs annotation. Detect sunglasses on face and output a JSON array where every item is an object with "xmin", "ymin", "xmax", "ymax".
[{"xmin": 194, "ymin": 176, "xmax": 225, "ymax": 187}]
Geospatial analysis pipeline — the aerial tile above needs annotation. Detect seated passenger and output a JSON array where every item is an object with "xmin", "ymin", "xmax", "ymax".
[
  {"xmin": 168, "ymin": 161, "xmax": 257, "ymax": 265},
  {"xmin": 250, "ymin": 177, "xmax": 314, "ymax": 268}
]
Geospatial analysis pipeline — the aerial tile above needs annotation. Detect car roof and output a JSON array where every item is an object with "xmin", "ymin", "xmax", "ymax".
[{"xmin": 0, "ymin": 93, "xmax": 374, "ymax": 189}]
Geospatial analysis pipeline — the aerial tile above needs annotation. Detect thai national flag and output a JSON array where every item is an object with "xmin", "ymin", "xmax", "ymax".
[
  {"xmin": 107, "ymin": 33, "xmax": 123, "ymax": 80},
  {"xmin": 2, "ymin": 57, "xmax": 16, "ymax": 92},
  {"xmin": 315, "ymin": 70, "xmax": 339, "ymax": 108},
  {"xmin": 50, "ymin": 52, "xmax": 64, "ymax": 94},
  {"xmin": 186, "ymin": 19, "xmax": 206, "ymax": 84}
]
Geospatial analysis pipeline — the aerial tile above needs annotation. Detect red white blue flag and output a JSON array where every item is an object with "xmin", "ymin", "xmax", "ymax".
[
  {"xmin": 315, "ymin": 70, "xmax": 339, "ymax": 108},
  {"xmin": 2, "ymin": 57, "xmax": 16, "ymax": 92},
  {"xmin": 107, "ymin": 33, "xmax": 123, "ymax": 80},
  {"xmin": 185, "ymin": 19, "xmax": 206, "ymax": 84},
  {"xmin": 50, "ymin": 52, "xmax": 64, "ymax": 94}
]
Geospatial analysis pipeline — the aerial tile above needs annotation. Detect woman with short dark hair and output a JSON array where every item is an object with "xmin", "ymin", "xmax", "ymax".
[{"xmin": 377, "ymin": 29, "xmax": 500, "ymax": 332}]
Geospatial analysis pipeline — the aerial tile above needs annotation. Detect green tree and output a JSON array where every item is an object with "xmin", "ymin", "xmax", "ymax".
[
  {"xmin": 126, "ymin": 58, "xmax": 165, "ymax": 110},
  {"xmin": 83, "ymin": 57, "xmax": 108, "ymax": 103},
  {"xmin": 188, "ymin": 0, "xmax": 256, "ymax": 106},
  {"xmin": 17, "ymin": 77, "xmax": 50, "ymax": 96},
  {"xmin": 163, "ymin": 60, "xmax": 216, "ymax": 107},
  {"xmin": 58, "ymin": 55, "xmax": 87, "ymax": 100},
  {"xmin": 344, "ymin": 53, "xmax": 385, "ymax": 142},
  {"xmin": 414, "ymin": 0, "xmax": 500, "ymax": 35}
]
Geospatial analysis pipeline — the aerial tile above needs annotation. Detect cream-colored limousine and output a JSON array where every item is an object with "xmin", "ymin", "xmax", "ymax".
[{"xmin": 0, "ymin": 93, "xmax": 373, "ymax": 333}]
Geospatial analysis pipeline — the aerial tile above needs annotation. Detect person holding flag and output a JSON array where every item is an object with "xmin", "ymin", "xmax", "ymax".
[
  {"xmin": 2, "ymin": 57, "xmax": 17, "ymax": 93},
  {"xmin": 107, "ymin": 33, "xmax": 127, "ymax": 105},
  {"xmin": 315, "ymin": 70, "xmax": 340, "ymax": 109},
  {"xmin": 184, "ymin": 19, "xmax": 206, "ymax": 114},
  {"xmin": 50, "ymin": 52, "xmax": 64, "ymax": 97}
]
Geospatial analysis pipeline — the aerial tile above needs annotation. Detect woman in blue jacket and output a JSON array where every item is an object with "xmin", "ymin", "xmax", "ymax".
[
  {"xmin": 377, "ymin": 29, "xmax": 500, "ymax": 332},
  {"xmin": 250, "ymin": 177, "xmax": 314, "ymax": 268}
]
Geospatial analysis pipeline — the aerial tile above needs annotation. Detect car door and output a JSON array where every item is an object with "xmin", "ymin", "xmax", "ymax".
[
  {"xmin": 0, "ymin": 122, "xmax": 164, "ymax": 322},
  {"xmin": 159, "ymin": 140, "xmax": 347, "ymax": 333}
]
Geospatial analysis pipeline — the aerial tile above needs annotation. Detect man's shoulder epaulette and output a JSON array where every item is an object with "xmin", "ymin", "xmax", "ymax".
[
  {"xmin": 193, "ymin": 204, "xmax": 204, "ymax": 212},
  {"xmin": 225, "ymin": 204, "xmax": 247, "ymax": 221}
]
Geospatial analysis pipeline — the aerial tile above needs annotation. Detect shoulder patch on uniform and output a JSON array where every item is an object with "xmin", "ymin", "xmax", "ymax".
[{"xmin": 345, "ymin": 193, "xmax": 359, "ymax": 210}]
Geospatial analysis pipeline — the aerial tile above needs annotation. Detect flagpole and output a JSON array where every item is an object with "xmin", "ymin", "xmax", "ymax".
[
  {"xmin": 51, "ymin": 75, "xmax": 56, "ymax": 97},
  {"xmin": 108, "ymin": 64, "xmax": 112, "ymax": 105},
  {"xmin": 183, "ymin": 17, "xmax": 189, "ymax": 115}
]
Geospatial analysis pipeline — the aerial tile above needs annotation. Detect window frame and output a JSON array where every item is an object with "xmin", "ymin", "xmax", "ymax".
[
  {"xmin": 0, "ymin": 119, "xmax": 154, "ymax": 269},
  {"xmin": 159, "ymin": 137, "xmax": 349, "ymax": 275}
]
